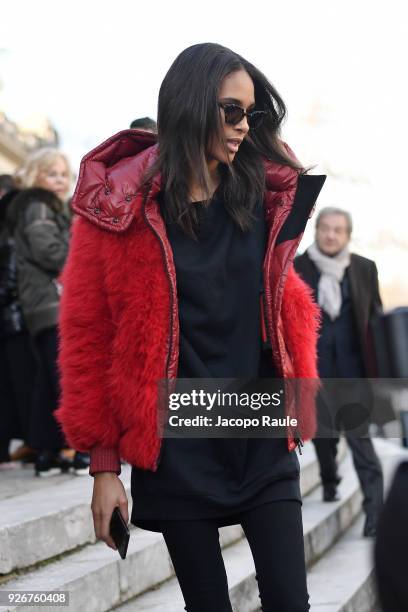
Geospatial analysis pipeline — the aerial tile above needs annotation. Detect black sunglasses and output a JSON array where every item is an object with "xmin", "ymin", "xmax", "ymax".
[{"xmin": 219, "ymin": 103, "xmax": 268, "ymax": 129}]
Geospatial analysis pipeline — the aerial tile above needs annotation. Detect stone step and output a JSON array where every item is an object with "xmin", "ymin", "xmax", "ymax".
[
  {"xmin": 0, "ymin": 439, "xmax": 335, "ymax": 575},
  {"xmin": 0, "ymin": 468, "xmax": 133, "ymax": 574},
  {"xmin": 0, "ymin": 521, "xmax": 246, "ymax": 612},
  {"xmin": 307, "ymin": 515, "xmax": 377, "ymax": 612},
  {"xmin": 0, "ymin": 441, "xmax": 357, "ymax": 612},
  {"xmin": 0, "ymin": 465, "xmax": 74, "ymax": 503},
  {"xmin": 307, "ymin": 439, "xmax": 407, "ymax": 612}
]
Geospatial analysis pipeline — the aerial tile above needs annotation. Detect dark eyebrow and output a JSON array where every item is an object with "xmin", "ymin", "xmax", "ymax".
[{"xmin": 219, "ymin": 97, "xmax": 256, "ymax": 110}]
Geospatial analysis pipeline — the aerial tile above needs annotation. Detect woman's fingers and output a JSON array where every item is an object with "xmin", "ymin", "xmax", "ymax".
[
  {"xmin": 100, "ymin": 510, "xmax": 117, "ymax": 549},
  {"xmin": 92, "ymin": 507, "xmax": 116, "ymax": 548},
  {"xmin": 119, "ymin": 499, "xmax": 129, "ymax": 524}
]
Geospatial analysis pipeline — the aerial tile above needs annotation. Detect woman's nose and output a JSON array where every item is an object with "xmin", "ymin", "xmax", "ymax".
[{"xmin": 235, "ymin": 116, "xmax": 250, "ymax": 134}]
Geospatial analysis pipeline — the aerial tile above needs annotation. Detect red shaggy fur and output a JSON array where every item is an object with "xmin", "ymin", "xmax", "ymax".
[
  {"xmin": 56, "ymin": 218, "xmax": 172, "ymax": 468},
  {"xmin": 282, "ymin": 266, "xmax": 321, "ymax": 440}
]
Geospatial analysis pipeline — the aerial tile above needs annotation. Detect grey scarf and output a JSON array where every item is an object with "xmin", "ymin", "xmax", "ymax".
[{"xmin": 307, "ymin": 242, "xmax": 351, "ymax": 320}]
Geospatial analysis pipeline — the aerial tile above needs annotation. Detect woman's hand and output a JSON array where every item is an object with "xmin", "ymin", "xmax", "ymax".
[{"xmin": 91, "ymin": 472, "xmax": 129, "ymax": 550}]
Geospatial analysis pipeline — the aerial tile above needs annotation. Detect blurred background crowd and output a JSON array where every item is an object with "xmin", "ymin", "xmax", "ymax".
[{"xmin": 0, "ymin": 148, "xmax": 74, "ymax": 475}]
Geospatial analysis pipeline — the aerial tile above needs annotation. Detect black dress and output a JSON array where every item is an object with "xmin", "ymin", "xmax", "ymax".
[{"xmin": 130, "ymin": 191, "xmax": 301, "ymax": 533}]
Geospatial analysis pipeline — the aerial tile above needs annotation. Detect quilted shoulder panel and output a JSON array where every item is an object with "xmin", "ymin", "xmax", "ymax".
[{"xmin": 71, "ymin": 130, "xmax": 159, "ymax": 233}]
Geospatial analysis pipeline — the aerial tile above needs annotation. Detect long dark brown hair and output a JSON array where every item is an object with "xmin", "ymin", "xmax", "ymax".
[{"xmin": 145, "ymin": 43, "xmax": 303, "ymax": 239}]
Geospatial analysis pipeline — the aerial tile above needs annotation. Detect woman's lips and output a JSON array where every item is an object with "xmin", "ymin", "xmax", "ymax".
[{"xmin": 227, "ymin": 139, "xmax": 242, "ymax": 153}]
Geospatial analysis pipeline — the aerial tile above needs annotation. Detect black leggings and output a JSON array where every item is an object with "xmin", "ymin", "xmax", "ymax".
[{"xmin": 160, "ymin": 500, "xmax": 310, "ymax": 612}]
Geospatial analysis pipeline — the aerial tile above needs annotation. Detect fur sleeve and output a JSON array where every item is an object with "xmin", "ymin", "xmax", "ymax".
[
  {"xmin": 282, "ymin": 265, "xmax": 321, "ymax": 441},
  {"xmin": 54, "ymin": 217, "xmax": 121, "ymax": 452}
]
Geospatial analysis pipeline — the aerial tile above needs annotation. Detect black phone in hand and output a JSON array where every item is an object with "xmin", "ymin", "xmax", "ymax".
[{"xmin": 109, "ymin": 506, "xmax": 130, "ymax": 559}]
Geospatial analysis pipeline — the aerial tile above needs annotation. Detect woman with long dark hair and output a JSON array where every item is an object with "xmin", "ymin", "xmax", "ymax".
[{"xmin": 56, "ymin": 43, "xmax": 325, "ymax": 610}]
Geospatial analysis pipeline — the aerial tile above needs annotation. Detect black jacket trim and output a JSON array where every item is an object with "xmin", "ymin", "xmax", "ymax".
[{"xmin": 276, "ymin": 174, "xmax": 326, "ymax": 246}]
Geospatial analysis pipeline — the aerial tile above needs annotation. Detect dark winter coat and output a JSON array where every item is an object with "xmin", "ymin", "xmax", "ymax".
[
  {"xmin": 7, "ymin": 188, "xmax": 71, "ymax": 337},
  {"xmin": 294, "ymin": 250, "xmax": 383, "ymax": 377},
  {"xmin": 55, "ymin": 130, "xmax": 326, "ymax": 472},
  {"xmin": 0, "ymin": 190, "xmax": 26, "ymax": 339}
]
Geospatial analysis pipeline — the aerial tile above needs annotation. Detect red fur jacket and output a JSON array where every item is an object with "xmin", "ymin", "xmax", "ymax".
[{"xmin": 54, "ymin": 130, "xmax": 325, "ymax": 474}]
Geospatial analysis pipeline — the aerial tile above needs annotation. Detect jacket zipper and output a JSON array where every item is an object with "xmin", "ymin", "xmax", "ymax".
[
  {"xmin": 260, "ymin": 290, "xmax": 269, "ymax": 346},
  {"xmin": 142, "ymin": 194, "xmax": 175, "ymax": 470},
  {"xmin": 294, "ymin": 436, "xmax": 304, "ymax": 455}
]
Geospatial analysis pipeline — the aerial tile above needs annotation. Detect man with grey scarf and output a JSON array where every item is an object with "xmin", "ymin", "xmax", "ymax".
[{"xmin": 295, "ymin": 206, "xmax": 383, "ymax": 538}]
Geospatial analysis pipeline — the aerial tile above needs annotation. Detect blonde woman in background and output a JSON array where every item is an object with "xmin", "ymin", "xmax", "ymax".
[{"xmin": 8, "ymin": 148, "xmax": 88, "ymax": 476}]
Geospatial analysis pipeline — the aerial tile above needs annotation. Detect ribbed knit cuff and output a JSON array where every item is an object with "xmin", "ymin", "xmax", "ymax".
[{"xmin": 89, "ymin": 445, "xmax": 121, "ymax": 476}]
